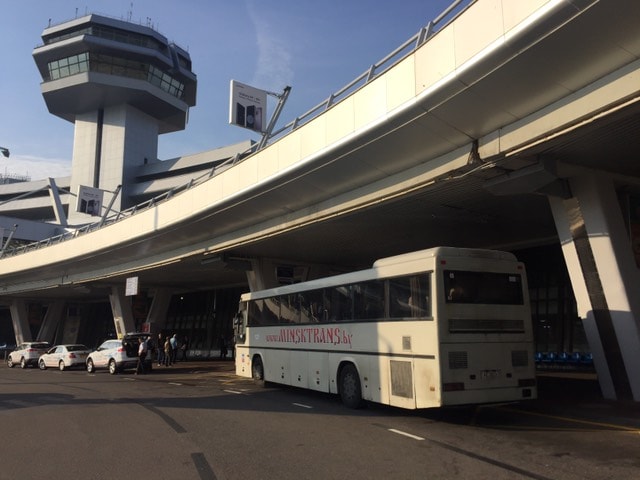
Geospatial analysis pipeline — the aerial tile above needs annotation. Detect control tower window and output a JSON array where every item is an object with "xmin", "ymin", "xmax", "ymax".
[
  {"xmin": 46, "ymin": 52, "xmax": 185, "ymax": 100},
  {"xmin": 44, "ymin": 24, "xmax": 167, "ymax": 55},
  {"xmin": 148, "ymin": 65, "xmax": 185, "ymax": 98},
  {"xmin": 48, "ymin": 53, "xmax": 89, "ymax": 80}
]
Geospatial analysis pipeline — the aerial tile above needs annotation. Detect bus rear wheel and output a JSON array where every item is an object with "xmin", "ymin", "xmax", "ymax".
[
  {"xmin": 252, "ymin": 356, "xmax": 265, "ymax": 386},
  {"xmin": 339, "ymin": 364, "xmax": 364, "ymax": 409}
]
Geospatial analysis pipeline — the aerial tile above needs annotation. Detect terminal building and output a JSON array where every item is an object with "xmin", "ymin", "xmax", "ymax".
[{"xmin": 1, "ymin": 2, "xmax": 639, "ymax": 403}]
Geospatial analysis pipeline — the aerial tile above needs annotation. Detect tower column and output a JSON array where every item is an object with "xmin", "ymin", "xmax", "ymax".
[
  {"xmin": 549, "ymin": 172, "xmax": 640, "ymax": 401},
  {"xmin": 246, "ymin": 258, "xmax": 279, "ymax": 292},
  {"xmin": 37, "ymin": 300, "xmax": 65, "ymax": 344},
  {"xmin": 109, "ymin": 286, "xmax": 136, "ymax": 337},
  {"xmin": 146, "ymin": 288, "xmax": 173, "ymax": 332},
  {"xmin": 9, "ymin": 299, "xmax": 32, "ymax": 344}
]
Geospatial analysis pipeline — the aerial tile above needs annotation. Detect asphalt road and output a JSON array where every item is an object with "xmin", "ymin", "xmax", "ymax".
[{"xmin": 1, "ymin": 361, "xmax": 638, "ymax": 480}]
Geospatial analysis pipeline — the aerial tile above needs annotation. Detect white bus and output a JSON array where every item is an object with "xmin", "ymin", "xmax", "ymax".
[{"xmin": 234, "ymin": 247, "xmax": 537, "ymax": 409}]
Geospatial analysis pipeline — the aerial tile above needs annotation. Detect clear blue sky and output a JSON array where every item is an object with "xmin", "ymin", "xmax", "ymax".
[{"xmin": 1, "ymin": 0, "xmax": 458, "ymax": 180}]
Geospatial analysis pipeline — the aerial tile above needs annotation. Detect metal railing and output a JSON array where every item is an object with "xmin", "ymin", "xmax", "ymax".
[{"xmin": 3, "ymin": 0, "xmax": 472, "ymax": 259}]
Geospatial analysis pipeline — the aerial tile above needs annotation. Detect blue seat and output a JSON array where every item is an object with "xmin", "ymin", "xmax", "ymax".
[
  {"xmin": 570, "ymin": 352, "xmax": 582, "ymax": 364},
  {"xmin": 580, "ymin": 352, "xmax": 594, "ymax": 365}
]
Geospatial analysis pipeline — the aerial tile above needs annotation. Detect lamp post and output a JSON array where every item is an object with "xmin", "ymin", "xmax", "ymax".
[{"xmin": 0, "ymin": 147, "xmax": 9, "ymax": 158}]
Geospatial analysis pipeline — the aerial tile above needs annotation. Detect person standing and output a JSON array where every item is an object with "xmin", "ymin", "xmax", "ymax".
[
  {"xmin": 180, "ymin": 336, "xmax": 189, "ymax": 362},
  {"xmin": 156, "ymin": 332, "xmax": 164, "ymax": 366},
  {"xmin": 170, "ymin": 334, "xmax": 178, "ymax": 364},
  {"xmin": 229, "ymin": 334, "xmax": 235, "ymax": 360},
  {"xmin": 163, "ymin": 336, "xmax": 172, "ymax": 366},
  {"xmin": 136, "ymin": 337, "xmax": 147, "ymax": 374}
]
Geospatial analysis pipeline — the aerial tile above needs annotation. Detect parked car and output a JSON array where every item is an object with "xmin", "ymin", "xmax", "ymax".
[
  {"xmin": 38, "ymin": 344, "xmax": 92, "ymax": 371},
  {"xmin": 86, "ymin": 333, "xmax": 152, "ymax": 374},
  {"xmin": 6, "ymin": 342, "xmax": 51, "ymax": 368},
  {"xmin": 0, "ymin": 342, "xmax": 17, "ymax": 358}
]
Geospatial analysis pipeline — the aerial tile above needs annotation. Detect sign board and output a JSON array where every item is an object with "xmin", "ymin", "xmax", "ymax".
[
  {"xmin": 125, "ymin": 276, "xmax": 139, "ymax": 296},
  {"xmin": 229, "ymin": 80, "xmax": 267, "ymax": 133},
  {"xmin": 76, "ymin": 185, "xmax": 104, "ymax": 216}
]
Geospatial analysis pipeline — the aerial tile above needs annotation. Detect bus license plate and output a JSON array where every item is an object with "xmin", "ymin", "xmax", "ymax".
[{"xmin": 481, "ymin": 369, "xmax": 500, "ymax": 379}]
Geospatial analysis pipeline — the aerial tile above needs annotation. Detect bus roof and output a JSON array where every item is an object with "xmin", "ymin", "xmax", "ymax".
[{"xmin": 372, "ymin": 246, "xmax": 516, "ymax": 268}]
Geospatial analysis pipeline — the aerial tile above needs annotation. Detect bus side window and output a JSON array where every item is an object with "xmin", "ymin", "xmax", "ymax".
[
  {"xmin": 307, "ymin": 289, "xmax": 327, "ymax": 323},
  {"xmin": 388, "ymin": 274, "xmax": 430, "ymax": 319},
  {"xmin": 409, "ymin": 274, "xmax": 431, "ymax": 318},
  {"xmin": 331, "ymin": 285, "xmax": 352, "ymax": 322},
  {"xmin": 353, "ymin": 280, "xmax": 383, "ymax": 320},
  {"xmin": 388, "ymin": 277, "xmax": 412, "ymax": 318}
]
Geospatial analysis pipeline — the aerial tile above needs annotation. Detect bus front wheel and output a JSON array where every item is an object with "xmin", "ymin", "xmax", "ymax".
[
  {"xmin": 339, "ymin": 364, "xmax": 364, "ymax": 409},
  {"xmin": 252, "ymin": 356, "xmax": 265, "ymax": 386}
]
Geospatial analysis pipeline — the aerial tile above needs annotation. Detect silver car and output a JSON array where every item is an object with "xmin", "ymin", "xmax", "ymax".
[
  {"xmin": 38, "ymin": 344, "xmax": 92, "ymax": 371},
  {"xmin": 6, "ymin": 342, "xmax": 51, "ymax": 369},
  {"xmin": 86, "ymin": 333, "xmax": 152, "ymax": 374}
]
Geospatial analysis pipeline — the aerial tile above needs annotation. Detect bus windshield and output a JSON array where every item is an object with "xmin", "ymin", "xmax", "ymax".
[{"xmin": 444, "ymin": 270, "xmax": 523, "ymax": 305}]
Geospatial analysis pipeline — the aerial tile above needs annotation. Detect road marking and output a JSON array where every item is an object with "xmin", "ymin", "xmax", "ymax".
[
  {"xmin": 3, "ymin": 399, "xmax": 32, "ymax": 408},
  {"xmin": 192, "ymin": 452, "xmax": 217, "ymax": 480},
  {"xmin": 388, "ymin": 428, "xmax": 424, "ymax": 441},
  {"xmin": 169, "ymin": 382, "xmax": 183, "ymax": 386},
  {"xmin": 292, "ymin": 402, "xmax": 313, "ymax": 409},
  {"xmin": 223, "ymin": 389, "xmax": 243, "ymax": 394},
  {"xmin": 142, "ymin": 403, "xmax": 187, "ymax": 433},
  {"xmin": 500, "ymin": 406, "xmax": 640, "ymax": 433},
  {"xmin": 373, "ymin": 422, "xmax": 554, "ymax": 480}
]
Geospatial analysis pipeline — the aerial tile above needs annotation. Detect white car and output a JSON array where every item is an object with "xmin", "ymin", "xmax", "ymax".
[
  {"xmin": 86, "ymin": 333, "xmax": 153, "ymax": 374},
  {"xmin": 6, "ymin": 342, "xmax": 51, "ymax": 369},
  {"xmin": 38, "ymin": 344, "xmax": 91, "ymax": 371}
]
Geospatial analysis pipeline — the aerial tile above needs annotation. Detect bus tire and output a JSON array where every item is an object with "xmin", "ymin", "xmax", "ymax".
[
  {"xmin": 339, "ymin": 364, "xmax": 364, "ymax": 409},
  {"xmin": 252, "ymin": 356, "xmax": 265, "ymax": 386}
]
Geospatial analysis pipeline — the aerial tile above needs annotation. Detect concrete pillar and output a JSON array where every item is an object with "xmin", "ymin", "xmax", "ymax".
[
  {"xmin": 109, "ymin": 286, "xmax": 136, "ymax": 338},
  {"xmin": 549, "ymin": 173, "xmax": 640, "ymax": 401},
  {"xmin": 146, "ymin": 288, "xmax": 172, "ymax": 332},
  {"xmin": 37, "ymin": 300, "xmax": 65, "ymax": 344},
  {"xmin": 9, "ymin": 299, "xmax": 32, "ymax": 344},
  {"xmin": 246, "ymin": 258, "xmax": 279, "ymax": 291}
]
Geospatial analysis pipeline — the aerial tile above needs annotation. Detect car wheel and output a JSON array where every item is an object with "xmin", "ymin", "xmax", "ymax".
[
  {"xmin": 58, "ymin": 360, "xmax": 65, "ymax": 371},
  {"xmin": 7, "ymin": 356, "xmax": 14, "ymax": 368},
  {"xmin": 86, "ymin": 359, "xmax": 95, "ymax": 374},
  {"xmin": 339, "ymin": 364, "xmax": 364, "ymax": 409},
  {"xmin": 39, "ymin": 359, "xmax": 47, "ymax": 370},
  {"xmin": 251, "ymin": 356, "xmax": 265, "ymax": 387},
  {"xmin": 20, "ymin": 357, "xmax": 27, "ymax": 369},
  {"xmin": 108, "ymin": 359, "xmax": 117, "ymax": 375}
]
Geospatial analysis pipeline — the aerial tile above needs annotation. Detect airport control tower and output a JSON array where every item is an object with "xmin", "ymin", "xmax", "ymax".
[{"xmin": 33, "ymin": 14, "xmax": 197, "ymax": 224}]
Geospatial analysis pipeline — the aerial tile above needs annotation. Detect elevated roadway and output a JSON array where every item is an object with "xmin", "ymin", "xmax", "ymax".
[{"xmin": 2, "ymin": 0, "xmax": 640, "ymax": 401}]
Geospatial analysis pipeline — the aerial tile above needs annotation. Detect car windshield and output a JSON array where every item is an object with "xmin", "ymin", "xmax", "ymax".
[{"xmin": 67, "ymin": 345, "xmax": 89, "ymax": 351}]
